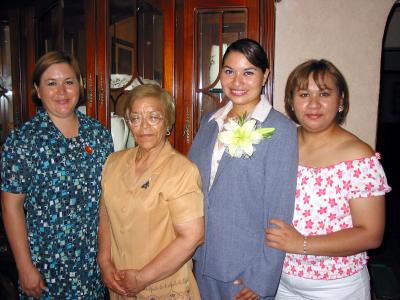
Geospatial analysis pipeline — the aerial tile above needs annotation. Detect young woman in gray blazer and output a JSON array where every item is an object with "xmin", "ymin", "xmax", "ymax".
[{"xmin": 189, "ymin": 38, "xmax": 298, "ymax": 300}]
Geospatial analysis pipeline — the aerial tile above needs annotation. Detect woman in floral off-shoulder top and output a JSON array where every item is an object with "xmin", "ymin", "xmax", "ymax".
[{"xmin": 265, "ymin": 59, "xmax": 391, "ymax": 300}]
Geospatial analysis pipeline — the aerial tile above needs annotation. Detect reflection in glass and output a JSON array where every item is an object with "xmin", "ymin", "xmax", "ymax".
[
  {"xmin": 63, "ymin": 1, "xmax": 86, "ymax": 74},
  {"xmin": 36, "ymin": 1, "xmax": 86, "ymax": 74},
  {"xmin": 138, "ymin": 3, "xmax": 163, "ymax": 84},
  {"xmin": 0, "ymin": 24, "xmax": 13, "ymax": 144},
  {"xmin": 194, "ymin": 9, "xmax": 247, "ymax": 134},
  {"xmin": 110, "ymin": 0, "xmax": 136, "ymax": 81},
  {"xmin": 109, "ymin": 0, "xmax": 163, "ymax": 121}
]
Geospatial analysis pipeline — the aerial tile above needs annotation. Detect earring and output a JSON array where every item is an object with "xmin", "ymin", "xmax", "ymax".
[
  {"xmin": 338, "ymin": 106, "xmax": 344, "ymax": 113},
  {"xmin": 291, "ymin": 107, "xmax": 294, "ymax": 112},
  {"xmin": 166, "ymin": 129, "xmax": 171, "ymax": 136}
]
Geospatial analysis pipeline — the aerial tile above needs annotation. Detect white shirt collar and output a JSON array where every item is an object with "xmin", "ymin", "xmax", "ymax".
[{"xmin": 209, "ymin": 94, "xmax": 272, "ymax": 123}]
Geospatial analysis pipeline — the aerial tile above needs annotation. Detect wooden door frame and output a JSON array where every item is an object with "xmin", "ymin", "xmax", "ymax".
[
  {"xmin": 174, "ymin": 0, "xmax": 275, "ymax": 155},
  {"xmin": 95, "ymin": 0, "xmax": 110, "ymax": 127},
  {"xmin": 85, "ymin": 0, "xmax": 98, "ymax": 121},
  {"xmin": 260, "ymin": 0, "xmax": 275, "ymax": 106},
  {"xmin": 85, "ymin": 0, "xmax": 175, "ymax": 129}
]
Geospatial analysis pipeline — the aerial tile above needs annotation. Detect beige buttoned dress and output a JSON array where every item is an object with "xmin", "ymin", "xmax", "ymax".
[{"xmin": 101, "ymin": 142, "xmax": 203, "ymax": 300}]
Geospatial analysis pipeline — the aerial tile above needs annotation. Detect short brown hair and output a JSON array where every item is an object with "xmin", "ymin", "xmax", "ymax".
[
  {"xmin": 125, "ymin": 84, "xmax": 175, "ymax": 129},
  {"xmin": 32, "ymin": 51, "xmax": 84, "ymax": 106},
  {"xmin": 284, "ymin": 59, "xmax": 349, "ymax": 125}
]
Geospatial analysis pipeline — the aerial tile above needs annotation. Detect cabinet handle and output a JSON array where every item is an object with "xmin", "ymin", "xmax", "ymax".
[
  {"xmin": 98, "ymin": 72, "xmax": 104, "ymax": 106},
  {"xmin": 87, "ymin": 73, "xmax": 93, "ymax": 105},
  {"xmin": 183, "ymin": 107, "xmax": 191, "ymax": 144}
]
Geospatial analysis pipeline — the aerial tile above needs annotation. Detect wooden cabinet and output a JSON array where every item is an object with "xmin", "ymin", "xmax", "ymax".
[
  {"xmin": 0, "ymin": 3, "xmax": 35, "ymax": 143},
  {"xmin": 33, "ymin": 0, "xmax": 174, "ymax": 129},
  {"xmin": 2, "ymin": 0, "xmax": 274, "ymax": 152},
  {"xmin": 0, "ymin": 0, "xmax": 275, "ymax": 292},
  {"xmin": 31, "ymin": 0, "xmax": 275, "ymax": 154},
  {"xmin": 174, "ymin": 0, "xmax": 275, "ymax": 154}
]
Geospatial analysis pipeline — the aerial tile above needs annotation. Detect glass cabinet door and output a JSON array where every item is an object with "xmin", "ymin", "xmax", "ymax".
[
  {"xmin": 177, "ymin": 0, "xmax": 262, "ymax": 155},
  {"xmin": 36, "ymin": 1, "xmax": 86, "ymax": 70},
  {"xmin": 195, "ymin": 9, "xmax": 247, "ymax": 132},
  {"xmin": 0, "ymin": 24, "xmax": 13, "ymax": 145},
  {"xmin": 35, "ymin": 0, "xmax": 87, "ymax": 115},
  {"xmin": 109, "ymin": 0, "xmax": 137, "ymax": 118},
  {"xmin": 109, "ymin": 0, "xmax": 163, "ymax": 118}
]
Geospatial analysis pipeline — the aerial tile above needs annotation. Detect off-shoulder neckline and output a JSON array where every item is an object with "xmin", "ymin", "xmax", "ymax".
[{"xmin": 299, "ymin": 153, "xmax": 380, "ymax": 170}]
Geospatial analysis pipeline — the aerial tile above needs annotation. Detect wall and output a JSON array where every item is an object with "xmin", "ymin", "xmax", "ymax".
[{"xmin": 273, "ymin": 0, "xmax": 395, "ymax": 148}]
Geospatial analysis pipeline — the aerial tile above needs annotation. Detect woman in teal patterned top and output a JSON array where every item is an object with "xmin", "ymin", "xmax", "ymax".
[{"xmin": 0, "ymin": 51, "xmax": 113, "ymax": 299}]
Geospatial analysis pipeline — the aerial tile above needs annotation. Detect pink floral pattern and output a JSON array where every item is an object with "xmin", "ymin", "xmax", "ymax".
[{"xmin": 283, "ymin": 154, "xmax": 391, "ymax": 280}]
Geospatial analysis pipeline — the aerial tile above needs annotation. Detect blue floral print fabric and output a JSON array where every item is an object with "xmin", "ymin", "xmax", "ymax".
[{"xmin": 0, "ymin": 109, "xmax": 113, "ymax": 299}]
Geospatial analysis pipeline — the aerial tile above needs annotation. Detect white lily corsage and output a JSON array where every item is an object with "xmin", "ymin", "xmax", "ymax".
[{"xmin": 218, "ymin": 114, "xmax": 275, "ymax": 158}]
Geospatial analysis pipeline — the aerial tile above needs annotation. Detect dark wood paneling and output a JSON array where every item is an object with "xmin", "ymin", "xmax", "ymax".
[
  {"xmin": 260, "ymin": 0, "xmax": 275, "ymax": 104},
  {"xmin": 96, "ymin": 0, "xmax": 110, "ymax": 127},
  {"xmin": 174, "ymin": 0, "xmax": 184, "ymax": 148},
  {"xmin": 25, "ymin": 7, "xmax": 36, "ymax": 119},
  {"xmin": 85, "ymin": 0, "xmax": 97, "ymax": 119},
  {"xmin": 161, "ymin": 0, "xmax": 175, "ymax": 144},
  {"xmin": 8, "ymin": 9, "xmax": 24, "ymax": 127}
]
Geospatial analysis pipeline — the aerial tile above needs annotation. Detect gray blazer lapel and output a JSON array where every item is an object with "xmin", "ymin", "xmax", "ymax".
[
  {"xmin": 202, "ymin": 121, "xmax": 219, "ymax": 193},
  {"xmin": 210, "ymin": 150, "xmax": 231, "ymax": 190},
  {"xmin": 210, "ymin": 118, "xmax": 270, "ymax": 189}
]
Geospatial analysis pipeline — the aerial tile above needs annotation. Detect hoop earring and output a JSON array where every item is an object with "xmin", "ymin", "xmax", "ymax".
[
  {"xmin": 338, "ymin": 106, "xmax": 344, "ymax": 113},
  {"xmin": 166, "ymin": 129, "xmax": 171, "ymax": 136}
]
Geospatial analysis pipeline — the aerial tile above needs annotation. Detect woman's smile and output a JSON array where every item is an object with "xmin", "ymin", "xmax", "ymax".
[
  {"xmin": 230, "ymin": 89, "xmax": 247, "ymax": 96},
  {"xmin": 220, "ymin": 51, "xmax": 269, "ymax": 115}
]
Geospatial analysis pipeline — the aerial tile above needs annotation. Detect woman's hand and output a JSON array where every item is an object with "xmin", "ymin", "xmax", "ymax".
[
  {"xmin": 19, "ymin": 264, "xmax": 46, "ymax": 298},
  {"xmin": 99, "ymin": 260, "xmax": 126, "ymax": 296},
  {"xmin": 265, "ymin": 219, "xmax": 304, "ymax": 254},
  {"xmin": 118, "ymin": 269, "xmax": 146, "ymax": 297},
  {"xmin": 98, "ymin": 201, "xmax": 127, "ymax": 295},
  {"xmin": 234, "ymin": 279, "xmax": 260, "ymax": 300},
  {"xmin": 1, "ymin": 192, "xmax": 46, "ymax": 298},
  {"xmin": 123, "ymin": 217, "xmax": 203, "ymax": 294}
]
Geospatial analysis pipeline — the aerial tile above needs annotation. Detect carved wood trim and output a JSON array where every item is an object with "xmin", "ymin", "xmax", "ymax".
[
  {"xmin": 85, "ymin": 0, "xmax": 97, "ymax": 119},
  {"xmin": 176, "ymin": 0, "xmax": 264, "ymax": 154},
  {"xmin": 260, "ymin": 0, "xmax": 275, "ymax": 104},
  {"xmin": 96, "ymin": 0, "xmax": 110, "ymax": 127},
  {"xmin": 174, "ymin": 0, "xmax": 185, "ymax": 152}
]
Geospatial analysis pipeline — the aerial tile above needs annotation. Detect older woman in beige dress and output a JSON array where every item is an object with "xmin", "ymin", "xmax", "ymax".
[{"xmin": 98, "ymin": 84, "xmax": 204, "ymax": 299}]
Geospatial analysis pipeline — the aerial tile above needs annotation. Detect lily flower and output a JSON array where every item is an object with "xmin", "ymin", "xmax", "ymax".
[{"xmin": 218, "ymin": 117, "xmax": 275, "ymax": 158}]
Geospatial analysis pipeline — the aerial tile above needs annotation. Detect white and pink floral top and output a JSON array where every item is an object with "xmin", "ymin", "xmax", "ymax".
[{"xmin": 283, "ymin": 154, "xmax": 391, "ymax": 280}]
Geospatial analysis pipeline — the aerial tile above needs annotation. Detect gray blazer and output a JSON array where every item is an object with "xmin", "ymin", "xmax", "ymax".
[{"xmin": 189, "ymin": 108, "xmax": 298, "ymax": 298}]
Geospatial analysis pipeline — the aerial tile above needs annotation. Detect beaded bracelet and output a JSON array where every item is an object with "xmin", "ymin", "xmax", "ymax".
[{"xmin": 303, "ymin": 235, "xmax": 308, "ymax": 255}]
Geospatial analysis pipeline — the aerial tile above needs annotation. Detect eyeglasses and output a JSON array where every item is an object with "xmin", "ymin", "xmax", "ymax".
[{"xmin": 126, "ymin": 112, "xmax": 164, "ymax": 127}]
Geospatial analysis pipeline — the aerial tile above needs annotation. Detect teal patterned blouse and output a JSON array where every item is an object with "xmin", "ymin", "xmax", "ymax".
[{"xmin": 0, "ymin": 109, "xmax": 113, "ymax": 299}]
